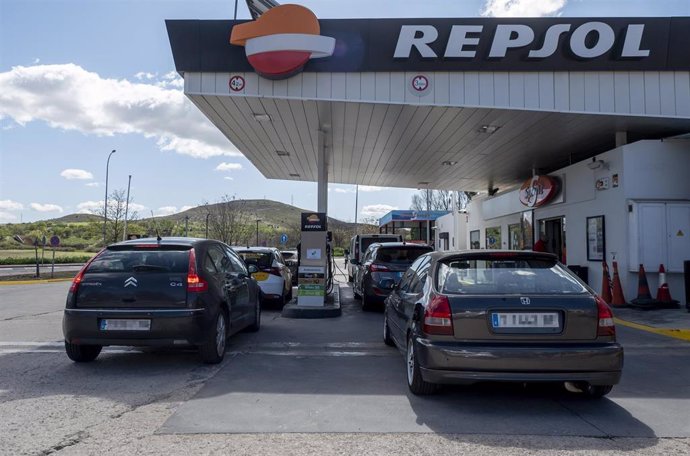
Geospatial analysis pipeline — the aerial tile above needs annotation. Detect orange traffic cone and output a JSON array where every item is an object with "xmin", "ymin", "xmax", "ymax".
[
  {"xmin": 600, "ymin": 261, "xmax": 613, "ymax": 304},
  {"xmin": 610, "ymin": 261, "xmax": 627, "ymax": 308},
  {"xmin": 630, "ymin": 264, "xmax": 659, "ymax": 308},
  {"xmin": 656, "ymin": 264, "xmax": 680, "ymax": 308}
]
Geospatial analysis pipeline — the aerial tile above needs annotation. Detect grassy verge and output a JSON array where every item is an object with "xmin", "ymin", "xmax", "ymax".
[
  {"xmin": 0, "ymin": 249, "xmax": 93, "ymax": 265},
  {"xmin": 0, "ymin": 271, "xmax": 77, "ymax": 282}
]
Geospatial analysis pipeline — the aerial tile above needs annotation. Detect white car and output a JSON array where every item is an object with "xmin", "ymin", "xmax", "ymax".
[{"xmin": 236, "ymin": 247, "xmax": 293, "ymax": 305}]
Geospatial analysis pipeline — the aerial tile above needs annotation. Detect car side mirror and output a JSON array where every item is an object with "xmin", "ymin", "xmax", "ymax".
[
  {"xmin": 350, "ymin": 259, "xmax": 359, "ymax": 266},
  {"xmin": 379, "ymin": 278, "xmax": 396, "ymax": 290},
  {"xmin": 247, "ymin": 264, "xmax": 258, "ymax": 274}
]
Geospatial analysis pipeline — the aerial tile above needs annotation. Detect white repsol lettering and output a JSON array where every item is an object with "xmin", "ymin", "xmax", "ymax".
[
  {"xmin": 445, "ymin": 25, "xmax": 483, "ymax": 58},
  {"xmin": 489, "ymin": 24, "xmax": 535, "ymax": 58},
  {"xmin": 394, "ymin": 25, "xmax": 438, "ymax": 58},
  {"xmin": 392, "ymin": 22, "xmax": 649, "ymax": 60}
]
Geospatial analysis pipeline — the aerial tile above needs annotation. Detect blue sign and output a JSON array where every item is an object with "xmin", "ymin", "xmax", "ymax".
[{"xmin": 280, "ymin": 233, "xmax": 288, "ymax": 244}]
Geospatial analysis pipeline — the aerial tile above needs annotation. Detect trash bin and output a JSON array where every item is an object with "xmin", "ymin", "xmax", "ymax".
[{"xmin": 567, "ymin": 265, "xmax": 589, "ymax": 285}]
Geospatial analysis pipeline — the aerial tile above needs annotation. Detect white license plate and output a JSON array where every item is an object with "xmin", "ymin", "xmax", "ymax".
[
  {"xmin": 491, "ymin": 312, "xmax": 559, "ymax": 328},
  {"xmin": 100, "ymin": 319, "xmax": 151, "ymax": 331}
]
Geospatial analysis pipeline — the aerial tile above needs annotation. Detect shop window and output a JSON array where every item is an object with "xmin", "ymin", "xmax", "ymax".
[
  {"xmin": 485, "ymin": 227, "xmax": 501, "ymax": 250},
  {"xmin": 470, "ymin": 230, "xmax": 480, "ymax": 249}
]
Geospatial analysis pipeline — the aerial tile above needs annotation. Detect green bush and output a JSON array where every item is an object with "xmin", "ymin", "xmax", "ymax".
[
  {"xmin": 0, "ymin": 255, "xmax": 92, "ymax": 265},
  {"xmin": 332, "ymin": 247, "xmax": 344, "ymax": 257}
]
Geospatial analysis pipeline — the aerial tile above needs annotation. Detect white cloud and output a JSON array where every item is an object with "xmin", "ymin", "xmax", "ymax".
[
  {"xmin": 33, "ymin": 58, "xmax": 40, "ymax": 64},
  {"xmin": 0, "ymin": 200, "xmax": 23, "ymax": 211},
  {"xmin": 224, "ymin": 176, "xmax": 234, "ymax": 181},
  {"xmin": 135, "ymin": 71, "xmax": 156, "ymax": 80},
  {"xmin": 85, "ymin": 182, "xmax": 100, "ymax": 187},
  {"xmin": 30, "ymin": 203, "xmax": 63, "ymax": 213},
  {"xmin": 215, "ymin": 162, "xmax": 243, "ymax": 172},
  {"xmin": 0, "ymin": 64, "xmax": 242, "ymax": 159},
  {"xmin": 0, "ymin": 211, "xmax": 18, "ymax": 222},
  {"xmin": 359, "ymin": 186, "xmax": 385, "ymax": 192},
  {"xmin": 481, "ymin": 0, "xmax": 567, "ymax": 17},
  {"xmin": 156, "ymin": 206, "xmax": 178, "ymax": 216},
  {"xmin": 361, "ymin": 204, "xmax": 397, "ymax": 218},
  {"xmin": 180, "ymin": 205, "xmax": 194, "ymax": 212},
  {"xmin": 77, "ymin": 201, "xmax": 103, "ymax": 213},
  {"xmin": 128, "ymin": 203, "xmax": 147, "ymax": 213},
  {"xmin": 61, "ymin": 168, "xmax": 94, "ymax": 180}
]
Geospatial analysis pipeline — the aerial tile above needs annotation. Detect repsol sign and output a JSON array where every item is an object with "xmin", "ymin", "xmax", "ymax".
[
  {"xmin": 168, "ymin": 17, "xmax": 690, "ymax": 73},
  {"xmin": 394, "ymin": 22, "xmax": 650, "ymax": 60}
]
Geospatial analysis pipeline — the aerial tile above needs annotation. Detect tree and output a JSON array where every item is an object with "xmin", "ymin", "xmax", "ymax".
[
  {"xmin": 93, "ymin": 189, "xmax": 138, "ymax": 245},
  {"xmin": 203, "ymin": 195, "xmax": 253, "ymax": 246},
  {"xmin": 410, "ymin": 189, "xmax": 476, "ymax": 211}
]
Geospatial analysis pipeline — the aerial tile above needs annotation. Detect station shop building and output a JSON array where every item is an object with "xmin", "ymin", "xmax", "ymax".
[{"xmin": 167, "ymin": 5, "xmax": 690, "ymax": 305}]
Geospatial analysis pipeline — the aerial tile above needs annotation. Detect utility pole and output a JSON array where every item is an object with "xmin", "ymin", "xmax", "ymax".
[
  {"xmin": 103, "ymin": 149, "xmax": 116, "ymax": 245},
  {"xmin": 256, "ymin": 219, "xmax": 261, "ymax": 246},
  {"xmin": 354, "ymin": 184, "xmax": 359, "ymax": 235},
  {"xmin": 122, "ymin": 174, "xmax": 132, "ymax": 241},
  {"xmin": 184, "ymin": 215, "xmax": 189, "ymax": 237},
  {"xmin": 205, "ymin": 213, "xmax": 210, "ymax": 239}
]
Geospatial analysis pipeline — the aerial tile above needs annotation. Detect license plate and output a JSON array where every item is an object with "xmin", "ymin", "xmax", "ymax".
[
  {"xmin": 100, "ymin": 319, "xmax": 151, "ymax": 331},
  {"xmin": 252, "ymin": 272, "xmax": 269, "ymax": 281},
  {"xmin": 491, "ymin": 312, "xmax": 559, "ymax": 329}
]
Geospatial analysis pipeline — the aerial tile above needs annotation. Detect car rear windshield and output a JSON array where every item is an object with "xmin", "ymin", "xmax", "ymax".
[
  {"xmin": 436, "ymin": 257, "xmax": 588, "ymax": 295},
  {"xmin": 282, "ymin": 252, "xmax": 296, "ymax": 260},
  {"xmin": 237, "ymin": 251, "xmax": 273, "ymax": 269},
  {"xmin": 86, "ymin": 248, "xmax": 190, "ymax": 274},
  {"xmin": 376, "ymin": 247, "xmax": 432, "ymax": 264},
  {"xmin": 361, "ymin": 237, "xmax": 399, "ymax": 251}
]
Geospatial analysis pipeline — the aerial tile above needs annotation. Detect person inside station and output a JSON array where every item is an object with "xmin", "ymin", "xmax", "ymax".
[{"xmin": 533, "ymin": 233, "xmax": 547, "ymax": 252}]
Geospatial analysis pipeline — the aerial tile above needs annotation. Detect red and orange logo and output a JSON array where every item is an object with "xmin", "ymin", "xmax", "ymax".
[{"xmin": 230, "ymin": 5, "xmax": 335, "ymax": 80}]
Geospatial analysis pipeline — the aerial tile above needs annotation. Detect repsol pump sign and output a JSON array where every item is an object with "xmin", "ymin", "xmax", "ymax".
[{"xmin": 168, "ymin": 17, "xmax": 690, "ymax": 73}]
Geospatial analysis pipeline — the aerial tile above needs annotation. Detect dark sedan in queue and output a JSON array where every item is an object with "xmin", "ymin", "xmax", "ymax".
[
  {"xmin": 63, "ymin": 238, "xmax": 262, "ymax": 364},
  {"xmin": 353, "ymin": 242, "xmax": 433, "ymax": 310},
  {"xmin": 383, "ymin": 250, "xmax": 623, "ymax": 397}
]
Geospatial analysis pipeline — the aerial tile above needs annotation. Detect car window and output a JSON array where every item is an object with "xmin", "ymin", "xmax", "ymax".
[
  {"xmin": 237, "ymin": 251, "xmax": 273, "ymax": 269},
  {"xmin": 361, "ymin": 237, "xmax": 400, "ymax": 252},
  {"xmin": 207, "ymin": 246, "xmax": 231, "ymax": 273},
  {"xmin": 436, "ymin": 256, "xmax": 588, "ymax": 295},
  {"xmin": 225, "ymin": 247, "xmax": 247, "ymax": 274},
  {"xmin": 410, "ymin": 256, "xmax": 432, "ymax": 293},
  {"xmin": 399, "ymin": 255, "xmax": 427, "ymax": 293},
  {"xmin": 377, "ymin": 246, "xmax": 432, "ymax": 264},
  {"xmin": 203, "ymin": 251, "xmax": 218, "ymax": 274},
  {"xmin": 86, "ymin": 248, "xmax": 189, "ymax": 274}
]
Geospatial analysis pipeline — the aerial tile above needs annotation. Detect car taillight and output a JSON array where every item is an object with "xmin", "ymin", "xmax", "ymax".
[
  {"xmin": 69, "ymin": 249, "xmax": 104, "ymax": 293},
  {"xmin": 423, "ymin": 294, "xmax": 454, "ymax": 336},
  {"xmin": 369, "ymin": 263, "xmax": 389, "ymax": 272},
  {"xmin": 187, "ymin": 248, "xmax": 208, "ymax": 292},
  {"xmin": 596, "ymin": 296, "xmax": 616, "ymax": 337}
]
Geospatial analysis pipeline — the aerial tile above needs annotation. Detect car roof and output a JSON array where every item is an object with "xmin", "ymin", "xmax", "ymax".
[
  {"xmin": 113, "ymin": 237, "xmax": 207, "ymax": 247},
  {"xmin": 235, "ymin": 246, "xmax": 277, "ymax": 252},
  {"xmin": 371, "ymin": 242, "xmax": 432, "ymax": 249},
  {"xmin": 431, "ymin": 250, "xmax": 559, "ymax": 261}
]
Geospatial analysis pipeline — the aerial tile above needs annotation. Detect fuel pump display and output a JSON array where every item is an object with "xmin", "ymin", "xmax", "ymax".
[{"xmin": 297, "ymin": 212, "xmax": 330, "ymax": 306}]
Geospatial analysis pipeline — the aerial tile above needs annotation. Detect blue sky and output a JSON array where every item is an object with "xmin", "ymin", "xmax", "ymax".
[{"xmin": 1, "ymin": 0, "xmax": 689, "ymax": 224}]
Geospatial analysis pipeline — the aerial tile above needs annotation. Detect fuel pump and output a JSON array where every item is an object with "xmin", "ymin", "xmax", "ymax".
[{"xmin": 296, "ymin": 212, "xmax": 330, "ymax": 306}]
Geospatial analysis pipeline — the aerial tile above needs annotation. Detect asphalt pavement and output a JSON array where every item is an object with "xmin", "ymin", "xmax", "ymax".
[{"xmin": 1, "ymin": 261, "xmax": 689, "ymax": 455}]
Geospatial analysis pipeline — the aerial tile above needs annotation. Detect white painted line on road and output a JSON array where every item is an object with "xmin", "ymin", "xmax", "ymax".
[{"xmin": 0, "ymin": 341, "xmax": 64, "ymax": 347}]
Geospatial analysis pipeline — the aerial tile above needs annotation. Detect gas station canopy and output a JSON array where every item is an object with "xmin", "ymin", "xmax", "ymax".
[{"xmin": 167, "ymin": 13, "xmax": 690, "ymax": 193}]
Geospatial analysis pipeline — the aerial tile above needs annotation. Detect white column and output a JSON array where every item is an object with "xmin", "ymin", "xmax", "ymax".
[{"xmin": 317, "ymin": 130, "xmax": 328, "ymax": 214}]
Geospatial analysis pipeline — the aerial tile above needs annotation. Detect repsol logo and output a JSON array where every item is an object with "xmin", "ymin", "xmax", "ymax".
[{"xmin": 393, "ymin": 22, "xmax": 650, "ymax": 60}]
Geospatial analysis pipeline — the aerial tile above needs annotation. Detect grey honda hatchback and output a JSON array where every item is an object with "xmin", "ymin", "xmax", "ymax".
[
  {"xmin": 63, "ymin": 237, "xmax": 262, "ymax": 364},
  {"xmin": 383, "ymin": 250, "xmax": 623, "ymax": 397}
]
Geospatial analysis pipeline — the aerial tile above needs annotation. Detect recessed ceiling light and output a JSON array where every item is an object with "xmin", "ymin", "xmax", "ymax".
[
  {"xmin": 478, "ymin": 125, "xmax": 501, "ymax": 134},
  {"xmin": 253, "ymin": 113, "xmax": 271, "ymax": 122},
  {"xmin": 276, "ymin": 151, "xmax": 290, "ymax": 157},
  {"xmin": 442, "ymin": 161, "xmax": 458, "ymax": 166},
  {"xmin": 289, "ymin": 173, "xmax": 300, "ymax": 177}
]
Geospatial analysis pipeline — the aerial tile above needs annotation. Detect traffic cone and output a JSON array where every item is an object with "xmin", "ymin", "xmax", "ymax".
[
  {"xmin": 630, "ymin": 264, "xmax": 659, "ymax": 309},
  {"xmin": 610, "ymin": 261, "xmax": 627, "ymax": 307},
  {"xmin": 656, "ymin": 264, "xmax": 680, "ymax": 308},
  {"xmin": 600, "ymin": 261, "xmax": 613, "ymax": 304}
]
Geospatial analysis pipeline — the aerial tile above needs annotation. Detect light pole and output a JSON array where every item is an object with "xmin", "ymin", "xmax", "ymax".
[
  {"xmin": 205, "ymin": 213, "xmax": 211, "ymax": 239},
  {"xmin": 103, "ymin": 149, "xmax": 116, "ymax": 245},
  {"xmin": 256, "ymin": 219, "xmax": 261, "ymax": 246},
  {"xmin": 122, "ymin": 174, "xmax": 132, "ymax": 241}
]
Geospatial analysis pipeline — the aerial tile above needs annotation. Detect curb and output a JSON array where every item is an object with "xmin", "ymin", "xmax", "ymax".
[
  {"xmin": 0, "ymin": 278, "xmax": 72, "ymax": 286},
  {"xmin": 614, "ymin": 318, "xmax": 690, "ymax": 342}
]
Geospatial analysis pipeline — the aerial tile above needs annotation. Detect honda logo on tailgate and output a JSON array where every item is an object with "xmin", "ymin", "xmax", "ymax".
[{"xmin": 124, "ymin": 277, "xmax": 138, "ymax": 287}]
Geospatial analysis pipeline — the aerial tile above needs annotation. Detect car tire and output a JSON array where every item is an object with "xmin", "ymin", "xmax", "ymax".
[
  {"xmin": 383, "ymin": 311, "xmax": 395, "ymax": 347},
  {"xmin": 199, "ymin": 309, "xmax": 227, "ymax": 364},
  {"xmin": 406, "ymin": 334, "xmax": 436, "ymax": 395},
  {"xmin": 584, "ymin": 384, "xmax": 613, "ymax": 398},
  {"xmin": 65, "ymin": 341, "xmax": 102, "ymax": 363},
  {"xmin": 247, "ymin": 297, "xmax": 261, "ymax": 333},
  {"xmin": 286, "ymin": 285, "xmax": 293, "ymax": 303}
]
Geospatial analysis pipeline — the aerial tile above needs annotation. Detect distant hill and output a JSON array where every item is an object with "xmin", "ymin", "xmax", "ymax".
[{"xmin": 47, "ymin": 213, "xmax": 103, "ymax": 223}]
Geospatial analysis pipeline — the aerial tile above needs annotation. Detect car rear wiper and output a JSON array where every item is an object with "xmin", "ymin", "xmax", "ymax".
[{"xmin": 130, "ymin": 264, "xmax": 169, "ymax": 272}]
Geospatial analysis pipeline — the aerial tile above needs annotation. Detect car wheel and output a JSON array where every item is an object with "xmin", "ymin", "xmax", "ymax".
[
  {"xmin": 406, "ymin": 334, "xmax": 436, "ymax": 395},
  {"xmin": 564, "ymin": 382, "xmax": 613, "ymax": 398},
  {"xmin": 199, "ymin": 309, "xmax": 227, "ymax": 364},
  {"xmin": 383, "ymin": 311, "xmax": 395, "ymax": 347},
  {"xmin": 65, "ymin": 341, "xmax": 102, "ymax": 362},
  {"xmin": 247, "ymin": 297, "xmax": 261, "ymax": 333}
]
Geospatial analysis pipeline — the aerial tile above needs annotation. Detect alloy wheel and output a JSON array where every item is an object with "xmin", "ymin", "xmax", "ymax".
[{"xmin": 216, "ymin": 313, "xmax": 226, "ymax": 357}]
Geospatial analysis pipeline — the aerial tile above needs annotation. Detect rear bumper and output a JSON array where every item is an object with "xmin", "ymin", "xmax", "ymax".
[
  {"xmin": 415, "ymin": 337, "xmax": 624, "ymax": 386},
  {"xmin": 257, "ymin": 277, "xmax": 284, "ymax": 298},
  {"xmin": 63, "ymin": 308, "xmax": 209, "ymax": 346}
]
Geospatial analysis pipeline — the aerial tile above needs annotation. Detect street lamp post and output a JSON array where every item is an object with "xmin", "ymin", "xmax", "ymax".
[
  {"xmin": 102, "ymin": 149, "xmax": 116, "ymax": 245},
  {"xmin": 256, "ymin": 219, "xmax": 261, "ymax": 246},
  {"xmin": 205, "ymin": 213, "xmax": 211, "ymax": 239},
  {"xmin": 122, "ymin": 174, "xmax": 132, "ymax": 241}
]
